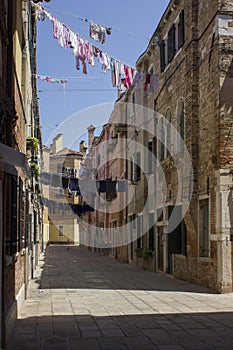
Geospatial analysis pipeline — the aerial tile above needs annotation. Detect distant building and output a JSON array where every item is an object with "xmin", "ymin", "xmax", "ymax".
[{"xmin": 42, "ymin": 134, "xmax": 84, "ymax": 245}]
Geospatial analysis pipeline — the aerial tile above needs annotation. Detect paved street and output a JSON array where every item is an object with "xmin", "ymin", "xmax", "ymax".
[{"xmin": 7, "ymin": 245, "xmax": 233, "ymax": 350}]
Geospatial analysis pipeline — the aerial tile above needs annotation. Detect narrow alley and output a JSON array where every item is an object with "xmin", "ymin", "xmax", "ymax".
[{"xmin": 7, "ymin": 246, "xmax": 233, "ymax": 350}]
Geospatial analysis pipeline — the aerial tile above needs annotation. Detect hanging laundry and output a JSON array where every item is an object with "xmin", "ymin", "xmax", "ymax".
[
  {"xmin": 123, "ymin": 65, "xmax": 135, "ymax": 89},
  {"xmin": 76, "ymin": 37, "xmax": 88, "ymax": 74},
  {"xmin": 70, "ymin": 204, "xmax": 82, "ymax": 216},
  {"xmin": 68, "ymin": 30, "xmax": 77, "ymax": 49},
  {"xmin": 106, "ymin": 179, "xmax": 117, "ymax": 199},
  {"xmin": 36, "ymin": 74, "xmax": 68, "ymax": 85},
  {"xmin": 69, "ymin": 178, "xmax": 79, "ymax": 191},
  {"xmin": 148, "ymin": 75, "xmax": 159, "ymax": 93},
  {"xmin": 98, "ymin": 180, "xmax": 106, "ymax": 193},
  {"xmin": 87, "ymin": 44, "xmax": 95, "ymax": 66},
  {"xmin": 34, "ymin": 4, "xmax": 46, "ymax": 21},
  {"xmin": 144, "ymin": 73, "xmax": 151, "ymax": 92},
  {"xmin": 117, "ymin": 180, "xmax": 127, "ymax": 193},
  {"xmin": 114, "ymin": 61, "xmax": 122, "ymax": 88},
  {"xmin": 52, "ymin": 17, "xmax": 60, "ymax": 40},
  {"xmin": 98, "ymin": 51, "xmax": 110, "ymax": 74},
  {"xmin": 82, "ymin": 204, "xmax": 95, "ymax": 213},
  {"xmin": 58, "ymin": 24, "xmax": 70, "ymax": 49},
  {"xmin": 90, "ymin": 22, "xmax": 107, "ymax": 44},
  {"xmin": 110, "ymin": 58, "xmax": 116, "ymax": 87},
  {"xmin": 132, "ymin": 71, "xmax": 141, "ymax": 89},
  {"xmin": 62, "ymin": 177, "xmax": 69, "ymax": 189},
  {"xmin": 32, "ymin": 3, "xmax": 158, "ymax": 91}
]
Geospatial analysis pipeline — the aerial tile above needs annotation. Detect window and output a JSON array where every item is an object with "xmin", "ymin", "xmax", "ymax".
[
  {"xmin": 167, "ymin": 205, "xmax": 187, "ymax": 255},
  {"xmin": 135, "ymin": 152, "xmax": 141, "ymax": 181},
  {"xmin": 199, "ymin": 199, "xmax": 209, "ymax": 257},
  {"xmin": 130, "ymin": 153, "xmax": 141, "ymax": 182},
  {"xmin": 168, "ymin": 24, "xmax": 176, "ymax": 63},
  {"xmin": 178, "ymin": 10, "xmax": 185, "ymax": 49},
  {"xmin": 6, "ymin": 175, "xmax": 18, "ymax": 255},
  {"xmin": 130, "ymin": 157, "xmax": 134, "ymax": 182},
  {"xmin": 166, "ymin": 109, "xmax": 172, "ymax": 157},
  {"xmin": 137, "ymin": 215, "xmax": 143, "ymax": 249},
  {"xmin": 0, "ymin": 37, "xmax": 2, "ymax": 79},
  {"xmin": 160, "ymin": 10, "xmax": 185, "ymax": 72},
  {"xmin": 160, "ymin": 40, "xmax": 166, "ymax": 72},
  {"xmin": 97, "ymin": 154, "xmax": 101, "ymax": 167},
  {"xmin": 148, "ymin": 141, "xmax": 153, "ymax": 173},
  {"xmin": 132, "ymin": 92, "xmax": 135, "ymax": 114},
  {"xmin": 177, "ymin": 99, "xmax": 185, "ymax": 153},
  {"xmin": 158, "ymin": 118, "xmax": 165, "ymax": 161},
  {"xmin": 58, "ymin": 225, "xmax": 64, "ymax": 237},
  {"xmin": 148, "ymin": 213, "xmax": 155, "ymax": 251},
  {"xmin": 152, "ymin": 136, "xmax": 157, "ymax": 160},
  {"xmin": 18, "ymin": 178, "xmax": 24, "ymax": 251}
]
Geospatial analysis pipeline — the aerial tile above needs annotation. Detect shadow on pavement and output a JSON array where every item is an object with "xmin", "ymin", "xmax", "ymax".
[{"xmin": 6, "ymin": 312, "xmax": 233, "ymax": 350}]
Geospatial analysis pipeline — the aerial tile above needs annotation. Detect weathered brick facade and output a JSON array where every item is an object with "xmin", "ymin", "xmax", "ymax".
[
  {"xmin": 0, "ymin": 1, "xmax": 43, "ymax": 346},
  {"xmin": 130, "ymin": 0, "xmax": 233, "ymax": 292},
  {"xmin": 81, "ymin": 0, "xmax": 233, "ymax": 293}
]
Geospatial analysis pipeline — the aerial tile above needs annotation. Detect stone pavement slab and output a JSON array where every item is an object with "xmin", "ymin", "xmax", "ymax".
[{"xmin": 6, "ymin": 245, "xmax": 233, "ymax": 349}]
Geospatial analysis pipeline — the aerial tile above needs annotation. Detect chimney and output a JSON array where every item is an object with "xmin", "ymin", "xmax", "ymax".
[
  {"xmin": 87, "ymin": 125, "xmax": 95, "ymax": 151},
  {"xmin": 79, "ymin": 140, "xmax": 87, "ymax": 154},
  {"xmin": 51, "ymin": 133, "xmax": 63, "ymax": 154}
]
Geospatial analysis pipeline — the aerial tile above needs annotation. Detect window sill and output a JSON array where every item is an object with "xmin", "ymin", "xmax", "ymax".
[
  {"xmin": 197, "ymin": 257, "xmax": 212, "ymax": 263},
  {"xmin": 174, "ymin": 254, "xmax": 186, "ymax": 259}
]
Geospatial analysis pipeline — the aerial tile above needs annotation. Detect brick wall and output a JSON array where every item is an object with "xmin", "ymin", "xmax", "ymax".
[{"xmin": 133, "ymin": 0, "xmax": 233, "ymax": 292}]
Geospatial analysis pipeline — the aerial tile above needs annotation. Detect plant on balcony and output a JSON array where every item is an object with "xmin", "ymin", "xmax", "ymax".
[
  {"xmin": 26, "ymin": 136, "xmax": 39, "ymax": 151},
  {"xmin": 30, "ymin": 161, "xmax": 40, "ymax": 177},
  {"xmin": 114, "ymin": 123, "xmax": 127, "ymax": 135}
]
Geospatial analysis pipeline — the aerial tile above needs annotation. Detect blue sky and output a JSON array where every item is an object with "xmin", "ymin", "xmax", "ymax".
[{"xmin": 37, "ymin": 0, "xmax": 170, "ymax": 148}]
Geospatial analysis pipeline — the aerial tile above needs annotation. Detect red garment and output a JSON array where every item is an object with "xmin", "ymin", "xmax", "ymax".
[
  {"xmin": 124, "ymin": 65, "xmax": 135, "ymax": 88},
  {"xmin": 144, "ymin": 73, "xmax": 151, "ymax": 92}
]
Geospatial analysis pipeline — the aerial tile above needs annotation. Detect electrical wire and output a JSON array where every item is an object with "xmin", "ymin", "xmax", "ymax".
[{"xmin": 38, "ymin": 88, "xmax": 118, "ymax": 92}]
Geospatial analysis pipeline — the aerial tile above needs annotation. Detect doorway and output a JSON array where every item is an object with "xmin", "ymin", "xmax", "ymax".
[{"xmin": 157, "ymin": 226, "xmax": 164, "ymax": 271}]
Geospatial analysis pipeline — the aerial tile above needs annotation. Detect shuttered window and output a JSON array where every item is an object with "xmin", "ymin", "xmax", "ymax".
[
  {"xmin": 199, "ymin": 199, "xmax": 209, "ymax": 257},
  {"xmin": 177, "ymin": 99, "xmax": 185, "ymax": 153},
  {"xmin": 178, "ymin": 10, "xmax": 185, "ymax": 49},
  {"xmin": 168, "ymin": 24, "xmax": 176, "ymax": 63},
  {"xmin": 160, "ymin": 10, "xmax": 185, "ymax": 71},
  {"xmin": 148, "ymin": 141, "xmax": 153, "ymax": 174},
  {"xmin": 18, "ymin": 178, "xmax": 24, "ymax": 251},
  {"xmin": 149, "ymin": 213, "xmax": 154, "ymax": 251},
  {"xmin": 136, "ymin": 152, "xmax": 141, "ymax": 182},
  {"xmin": 160, "ymin": 40, "xmax": 166, "ymax": 72}
]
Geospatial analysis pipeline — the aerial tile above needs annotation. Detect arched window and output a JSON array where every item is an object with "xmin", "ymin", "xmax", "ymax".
[
  {"xmin": 157, "ymin": 116, "xmax": 165, "ymax": 161},
  {"xmin": 177, "ymin": 99, "xmax": 185, "ymax": 153},
  {"xmin": 166, "ymin": 108, "xmax": 172, "ymax": 157}
]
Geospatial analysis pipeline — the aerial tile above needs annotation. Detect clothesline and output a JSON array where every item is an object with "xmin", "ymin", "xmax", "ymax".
[
  {"xmin": 45, "ymin": 4, "xmax": 150, "ymax": 42},
  {"xmin": 32, "ymin": 1, "xmax": 159, "ymax": 93},
  {"xmin": 35, "ymin": 74, "xmax": 68, "ymax": 84}
]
